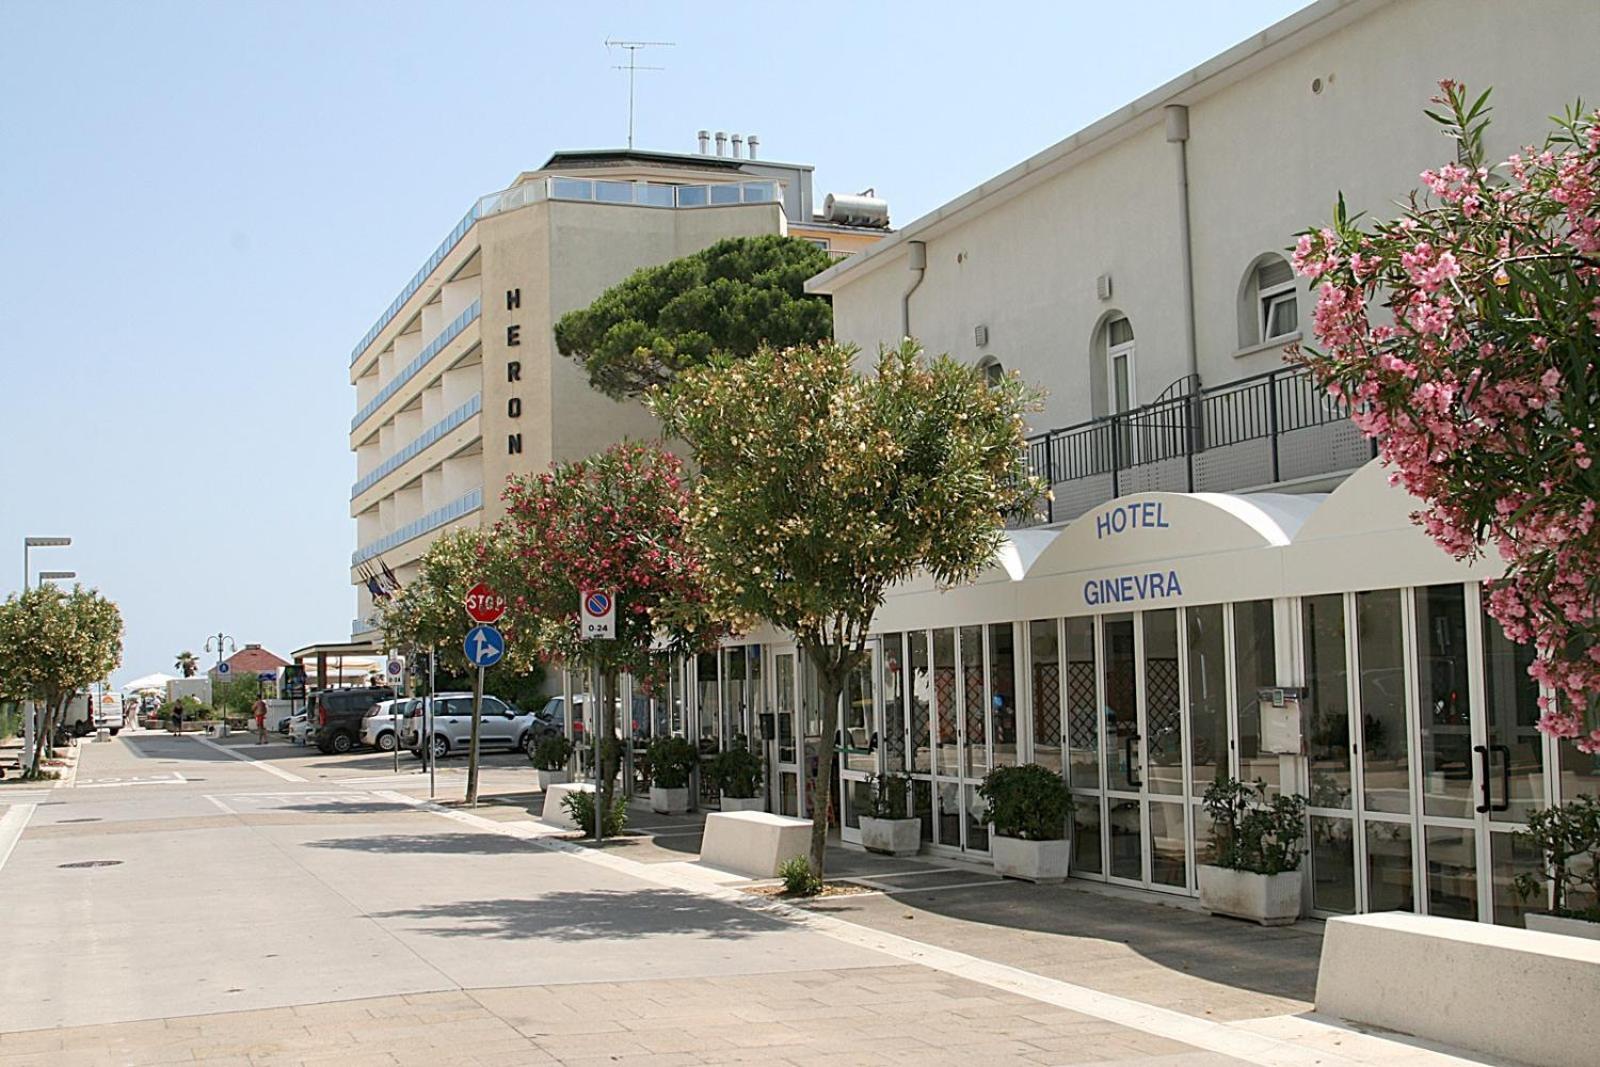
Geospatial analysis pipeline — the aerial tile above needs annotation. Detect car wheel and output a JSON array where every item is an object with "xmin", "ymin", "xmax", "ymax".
[
  {"xmin": 331, "ymin": 732, "xmax": 354, "ymax": 755},
  {"xmin": 520, "ymin": 732, "xmax": 535, "ymax": 756},
  {"xmin": 431, "ymin": 735, "xmax": 449, "ymax": 759},
  {"xmin": 376, "ymin": 731, "xmax": 396, "ymax": 752}
]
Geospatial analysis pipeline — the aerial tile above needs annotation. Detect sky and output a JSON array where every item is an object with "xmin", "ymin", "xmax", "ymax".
[{"xmin": 0, "ymin": 0, "xmax": 1307, "ymax": 685}]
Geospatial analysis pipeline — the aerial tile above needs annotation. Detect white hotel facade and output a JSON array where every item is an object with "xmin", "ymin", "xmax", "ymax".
[{"xmin": 559, "ymin": 0, "xmax": 1599, "ymax": 928}]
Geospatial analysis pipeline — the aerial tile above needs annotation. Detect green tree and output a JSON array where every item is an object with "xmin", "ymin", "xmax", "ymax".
[
  {"xmin": 212, "ymin": 669, "xmax": 268, "ymax": 719},
  {"xmin": 653, "ymin": 340, "xmax": 1043, "ymax": 876},
  {"xmin": 174, "ymin": 650, "xmax": 198, "ymax": 677},
  {"xmin": 554, "ymin": 234, "xmax": 834, "ymax": 399},
  {"xmin": 0, "ymin": 584, "xmax": 123, "ymax": 776},
  {"xmin": 490, "ymin": 441, "xmax": 720, "ymax": 820}
]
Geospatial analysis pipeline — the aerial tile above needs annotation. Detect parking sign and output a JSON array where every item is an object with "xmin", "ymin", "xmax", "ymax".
[{"xmin": 580, "ymin": 591, "xmax": 615, "ymax": 640}]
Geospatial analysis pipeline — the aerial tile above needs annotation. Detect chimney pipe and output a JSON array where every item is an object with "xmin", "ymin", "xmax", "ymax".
[
  {"xmin": 731, "ymin": 134, "xmax": 743, "ymax": 159},
  {"xmin": 697, "ymin": 129, "xmax": 710, "ymax": 154},
  {"xmin": 714, "ymin": 131, "xmax": 727, "ymax": 157},
  {"xmin": 747, "ymin": 135, "xmax": 759, "ymax": 160}
]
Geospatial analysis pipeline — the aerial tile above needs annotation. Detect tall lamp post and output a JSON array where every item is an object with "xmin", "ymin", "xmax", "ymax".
[
  {"xmin": 22, "ymin": 536, "xmax": 71, "ymax": 589},
  {"xmin": 204, "ymin": 633, "xmax": 237, "ymax": 671},
  {"xmin": 38, "ymin": 570, "xmax": 76, "ymax": 584}
]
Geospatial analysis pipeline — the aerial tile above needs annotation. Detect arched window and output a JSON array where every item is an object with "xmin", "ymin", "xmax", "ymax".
[
  {"xmin": 978, "ymin": 357, "xmax": 1004, "ymax": 387},
  {"xmin": 1106, "ymin": 316, "xmax": 1135, "ymax": 415},
  {"xmin": 1238, "ymin": 255, "xmax": 1299, "ymax": 349}
]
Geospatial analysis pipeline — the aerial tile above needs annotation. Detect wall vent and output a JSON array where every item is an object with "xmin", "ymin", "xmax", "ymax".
[
  {"xmin": 1096, "ymin": 273, "xmax": 1113, "ymax": 301},
  {"xmin": 974, "ymin": 324, "xmax": 990, "ymax": 348}
]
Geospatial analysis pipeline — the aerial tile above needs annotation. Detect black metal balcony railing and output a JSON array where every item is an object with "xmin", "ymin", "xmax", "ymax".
[{"xmin": 1023, "ymin": 364, "xmax": 1375, "ymax": 525}]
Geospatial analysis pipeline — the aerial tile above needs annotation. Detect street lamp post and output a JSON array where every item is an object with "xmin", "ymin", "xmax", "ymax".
[
  {"xmin": 20, "ymin": 537, "xmax": 71, "ymax": 771},
  {"xmin": 38, "ymin": 570, "xmax": 76, "ymax": 584},
  {"xmin": 22, "ymin": 536, "xmax": 71, "ymax": 590},
  {"xmin": 205, "ymin": 634, "xmax": 237, "ymax": 734}
]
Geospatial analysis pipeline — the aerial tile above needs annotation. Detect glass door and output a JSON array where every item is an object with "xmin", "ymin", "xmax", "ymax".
[
  {"xmin": 772, "ymin": 648, "xmax": 801, "ymax": 816},
  {"xmin": 838, "ymin": 642, "xmax": 881, "ymax": 846}
]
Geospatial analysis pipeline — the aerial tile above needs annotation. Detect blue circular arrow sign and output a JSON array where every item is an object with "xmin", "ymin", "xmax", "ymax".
[{"xmin": 464, "ymin": 624, "xmax": 505, "ymax": 668}]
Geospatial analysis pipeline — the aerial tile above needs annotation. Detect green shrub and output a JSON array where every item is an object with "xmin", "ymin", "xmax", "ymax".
[
  {"xmin": 778, "ymin": 855, "xmax": 821, "ymax": 896},
  {"xmin": 562, "ymin": 791, "xmax": 628, "ymax": 838},
  {"xmin": 647, "ymin": 736, "xmax": 697, "ymax": 789},
  {"xmin": 863, "ymin": 773, "xmax": 910, "ymax": 820},
  {"xmin": 709, "ymin": 746, "xmax": 763, "ymax": 799},
  {"xmin": 1513, "ymin": 795, "xmax": 1600, "ymax": 920},
  {"xmin": 978, "ymin": 764, "xmax": 1073, "ymax": 841},
  {"xmin": 531, "ymin": 734, "xmax": 574, "ymax": 772},
  {"xmin": 1202, "ymin": 776, "xmax": 1306, "ymax": 875}
]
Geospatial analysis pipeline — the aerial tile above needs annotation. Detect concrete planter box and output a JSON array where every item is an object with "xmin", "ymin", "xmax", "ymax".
[
  {"xmin": 991, "ymin": 834, "xmax": 1071, "ymax": 883},
  {"xmin": 540, "ymin": 781, "xmax": 593, "ymax": 829},
  {"xmin": 651, "ymin": 785, "xmax": 691, "ymax": 815},
  {"xmin": 1526, "ymin": 913, "xmax": 1600, "ymax": 940},
  {"xmin": 860, "ymin": 816, "xmax": 921, "ymax": 857},
  {"xmin": 720, "ymin": 794, "xmax": 765, "ymax": 813},
  {"xmin": 701, "ymin": 811, "xmax": 811, "ymax": 877},
  {"xmin": 536, "ymin": 768, "xmax": 571, "ymax": 791},
  {"xmin": 1198, "ymin": 864, "xmax": 1302, "ymax": 926}
]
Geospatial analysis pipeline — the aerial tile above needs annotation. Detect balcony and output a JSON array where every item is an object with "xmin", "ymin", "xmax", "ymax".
[
  {"xmin": 352, "ymin": 487, "xmax": 482, "ymax": 566},
  {"xmin": 352, "ymin": 394, "xmax": 481, "ymax": 500},
  {"xmin": 352, "ymin": 300, "xmax": 481, "ymax": 433},
  {"xmin": 1023, "ymin": 365, "xmax": 1373, "ymax": 525},
  {"xmin": 351, "ymin": 204, "xmax": 481, "ymax": 366}
]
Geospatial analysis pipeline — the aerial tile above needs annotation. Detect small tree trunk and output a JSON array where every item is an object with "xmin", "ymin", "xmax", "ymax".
[{"xmin": 807, "ymin": 668, "xmax": 844, "ymax": 879}]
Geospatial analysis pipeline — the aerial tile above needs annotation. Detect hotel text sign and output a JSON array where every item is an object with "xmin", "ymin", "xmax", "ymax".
[
  {"xmin": 505, "ymin": 288, "xmax": 523, "ymax": 455},
  {"xmin": 1085, "ymin": 499, "xmax": 1181, "ymax": 605}
]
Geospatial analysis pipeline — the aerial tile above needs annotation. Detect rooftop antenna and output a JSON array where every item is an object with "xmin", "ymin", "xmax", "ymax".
[{"xmin": 604, "ymin": 38, "xmax": 674, "ymax": 150}]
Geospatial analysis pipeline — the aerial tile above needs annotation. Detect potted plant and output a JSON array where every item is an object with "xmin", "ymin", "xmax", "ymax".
[
  {"xmin": 709, "ymin": 746, "xmax": 765, "ymax": 812},
  {"xmin": 647, "ymin": 736, "xmax": 696, "ymax": 814},
  {"xmin": 1514, "ymin": 795, "xmax": 1600, "ymax": 939},
  {"xmin": 1198, "ymin": 776, "xmax": 1307, "ymax": 926},
  {"xmin": 530, "ymin": 735, "xmax": 574, "ymax": 791},
  {"xmin": 978, "ymin": 764, "xmax": 1073, "ymax": 882},
  {"xmin": 859, "ymin": 773, "xmax": 920, "ymax": 856}
]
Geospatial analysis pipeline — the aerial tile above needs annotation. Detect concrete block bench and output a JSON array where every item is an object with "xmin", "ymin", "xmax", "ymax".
[
  {"xmin": 540, "ymin": 782, "xmax": 595, "ymax": 829},
  {"xmin": 699, "ymin": 811, "xmax": 811, "ymax": 878},
  {"xmin": 1315, "ymin": 912, "xmax": 1600, "ymax": 1067}
]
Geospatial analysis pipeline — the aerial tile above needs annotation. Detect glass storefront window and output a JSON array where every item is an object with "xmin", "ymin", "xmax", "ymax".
[
  {"xmin": 880, "ymin": 634, "xmax": 907, "ymax": 773},
  {"xmin": 989, "ymin": 623, "xmax": 1017, "ymax": 768},
  {"xmin": 843, "ymin": 654, "xmax": 875, "ymax": 772},
  {"xmin": 1304, "ymin": 594, "xmax": 1353, "ymax": 810},
  {"xmin": 1424, "ymin": 824, "xmax": 1478, "ymax": 919},
  {"xmin": 696, "ymin": 652, "xmax": 718, "ymax": 750},
  {"xmin": 1103, "ymin": 615, "xmax": 1137, "ymax": 792},
  {"xmin": 1482, "ymin": 609, "xmax": 1546, "ymax": 823},
  {"xmin": 1233, "ymin": 600, "xmax": 1280, "ymax": 793},
  {"xmin": 1144, "ymin": 610, "xmax": 1183, "ymax": 797},
  {"xmin": 909, "ymin": 631, "xmax": 932, "ymax": 774},
  {"xmin": 913, "ymin": 778, "xmax": 934, "ymax": 844},
  {"xmin": 1311, "ymin": 815, "xmax": 1356, "ymax": 914},
  {"xmin": 936, "ymin": 780, "xmax": 961, "ymax": 846},
  {"xmin": 1065, "ymin": 618, "xmax": 1100, "ymax": 792},
  {"xmin": 1356, "ymin": 589, "xmax": 1409, "ymax": 814},
  {"xmin": 965, "ymin": 784, "xmax": 989, "ymax": 852},
  {"xmin": 720, "ymin": 647, "xmax": 748, "ymax": 749},
  {"xmin": 933, "ymin": 628, "xmax": 958, "ymax": 776},
  {"xmin": 961, "ymin": 625, "xmax": 987, "ymax": 778},
  {"xmin": 1365, "ymin": 819, "xmax": 1415, "ymax": 912},
  {"xmin": 1148, "ymin": 801, "xmax": 1188, "ymax": 888},
  {"xmin": 775, "ymin": 655, "xmax": 796, "ymax": 763},
  {"xmin": 1029, "ymin": 620, "xmax": 1062, "ymax": 774},
  {"xmin": 1417, "ymin": 585, "xmax": 1473, "ymax": 819},
  {"xmin": 1072, "ymin": 800, "xmax": 1103, "ymax": 875},
  {"xmin": 1186, "ymin": 604, "xmax": 1228, "ymax": 797}
]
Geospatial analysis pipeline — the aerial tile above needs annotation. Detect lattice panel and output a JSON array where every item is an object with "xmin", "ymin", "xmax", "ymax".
[
  {"xmin": 1067, "ymin": 661, "xmax": 1098, "ymax": 750},
  {"xmin": 1032, "ymin": 663, "xmax": 1061, "ymax": 746},
  {"xmin": 1146, "ymin": 657, "xmax": 1181, "ymax": 736},
  {"xmin": 934, "ymin": 667, "xmax": 956, "ymax": 743},
  {"xmin": 965, "ymin": 666, "xmax": 985, "ymax": 743}
]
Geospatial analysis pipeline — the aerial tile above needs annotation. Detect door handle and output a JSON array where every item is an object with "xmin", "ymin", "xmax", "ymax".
[
  {"xmin": 1473, "ymin": 744, "xmax": 1490, "ymax": 814},
  {"xmin": 1125, "ymin": 733, "xmax": 1141, "ymax": 789},
  {"xmin": 1490, "ymin": 744, "xmax": 1512, "ymax": 813}
]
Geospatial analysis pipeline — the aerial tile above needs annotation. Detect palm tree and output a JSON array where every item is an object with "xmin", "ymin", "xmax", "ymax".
[{"xmin": 175, "ymin": 651, "xmax": 198, "ymax": 678}]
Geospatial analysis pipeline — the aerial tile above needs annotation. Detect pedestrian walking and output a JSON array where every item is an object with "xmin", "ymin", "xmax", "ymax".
[{"xmin": 253, "ymin": 697, "xmax": 269, "ymax": 744}]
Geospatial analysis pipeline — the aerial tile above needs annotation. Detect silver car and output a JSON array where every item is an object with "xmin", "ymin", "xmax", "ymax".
[
  {"xmin": 362, "ymin": 698, "xmax": 411, "ymax": 752},
  {"xmin": 402, "ymin": 692, "xmax": 556, "ymax": 760}
]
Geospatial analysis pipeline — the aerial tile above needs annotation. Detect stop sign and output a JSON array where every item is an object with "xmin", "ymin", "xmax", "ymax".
[{"xmin": 463, "ymin": 582, "xmax": 506, "ymax": 624}]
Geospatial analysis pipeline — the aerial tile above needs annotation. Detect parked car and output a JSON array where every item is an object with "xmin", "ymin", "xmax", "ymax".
[
  {"xmin": 402, "ymin": 693, "xmax": 558, "ymax": 759},
  {"xmin": 289, "ymin": 710, "xmax": 310, "ymax": 745},
  {"xmin": 309, "ymin": 686, "xmax": 395, "ymax": 754},
  {"xmin": 362, "ymin": 698, "xmax": 414, "ymax": 752},
  {"xmin": 271, "ymin": 704, "xmax": 296, "ymax": 733}
]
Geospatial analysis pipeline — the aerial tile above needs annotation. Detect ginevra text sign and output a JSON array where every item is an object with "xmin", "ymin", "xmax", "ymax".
[{"xmin": 1083, "ymin": 570, "xmax": 1183, "ymax": 606}]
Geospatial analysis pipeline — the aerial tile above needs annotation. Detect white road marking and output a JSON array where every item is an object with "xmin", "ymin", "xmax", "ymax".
[
  {"xmin": 203, "ymin": 794, "xmax": 235, "ymax": 815},
  {"xmin": 75, "ymin": 772, "xmax": 188, "ymax": 789},
  {"xmin": 0, "ymin": 803, "xmax": 37, "ymax": 876},
  {"xmin": 191, "ymin": 735, "xmax": 306, "ymax": 782},
  {"xmin": 388, "ymin": 793, "xmax": 1477, "ymax": 1067}
]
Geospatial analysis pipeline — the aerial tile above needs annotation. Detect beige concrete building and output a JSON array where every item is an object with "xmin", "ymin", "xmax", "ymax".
[{"xmin": 349, "ymin": 143, "xmax": 887, "ymax": 640}]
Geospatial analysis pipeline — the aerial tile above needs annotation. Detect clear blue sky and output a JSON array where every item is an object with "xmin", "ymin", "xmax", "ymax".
[{"xmin": 0, "ymin": 0, "xmax": 1305, "ymax": 685}]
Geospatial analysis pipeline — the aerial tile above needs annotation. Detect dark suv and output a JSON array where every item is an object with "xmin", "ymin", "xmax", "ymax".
[{"xmin": 310, "ymin": 686, "xmax": 395, "ymax": 754}]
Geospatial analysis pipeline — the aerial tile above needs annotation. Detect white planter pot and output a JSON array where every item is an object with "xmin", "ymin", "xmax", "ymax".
[
  {"xmin": 537, "ymin": 768, "xmax": 571, "ymax": 791},
  {"xmin": 720, "ymin": 795, "xmax": 765, "ymax": 813},
  {"xmin": 860, "ymin": 816, "xmax": 921, "ymax": 857},
  {"xmin": 991, "ymin": 834, "xmax": 1071, "ymax": 883},
  {"xmin": 1525, "ymin": 912, "xmax": 1600, "ymax": 940},
  {"xmin": 1198, "ymin": 864, "xmax": 1302, "ymax": 926},
  {"xmin": 651, "ymin": 785, "xmax": 691, "ymax": 814}
]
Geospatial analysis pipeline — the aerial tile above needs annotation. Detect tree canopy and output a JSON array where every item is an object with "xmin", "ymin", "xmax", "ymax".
[
  {"xmin": 1293, "ymin": 83, "xmax": 1600, "ymax": 750},
  {"xmin": 0, "ymin": 583, "xmax": 123, "ymax": 774},
  {"xmin": 652, "ymin": 339, "xmax": 1043, "ymax": 874},
  {"xmin": 553, "ymin": 234, "xmax": 835, "ymax": 399}
]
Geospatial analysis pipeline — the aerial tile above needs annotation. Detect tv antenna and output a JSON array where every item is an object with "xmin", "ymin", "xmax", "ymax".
[{"xmin": 605, "ymin": 38, "xmax": 673, "ymax": 149}]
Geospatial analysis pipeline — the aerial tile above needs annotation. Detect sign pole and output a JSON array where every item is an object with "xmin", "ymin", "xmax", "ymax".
[
  {"xmin": 467, "ymin": 665, "xmax": 484, "ymax": 807},
  {"xmin": 428, "ymin": 647, "xmax": 436, "ymax": 799}
]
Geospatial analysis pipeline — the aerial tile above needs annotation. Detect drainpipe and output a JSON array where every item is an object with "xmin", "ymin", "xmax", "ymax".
[
  {"xmin": 900, "ymin": 240, "xmax": 927, "ymax": 340},
  {"xmin": 1166, "ymin": 105, "xmax": 1201, "ymax": 472}
]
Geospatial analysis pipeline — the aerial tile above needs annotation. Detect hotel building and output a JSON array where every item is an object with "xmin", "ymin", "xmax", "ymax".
[{"xmin": 347, "ymin": 143, "xmax": 887, "ymax": 641}]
